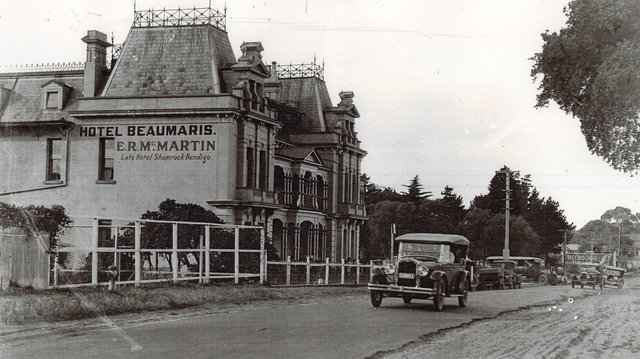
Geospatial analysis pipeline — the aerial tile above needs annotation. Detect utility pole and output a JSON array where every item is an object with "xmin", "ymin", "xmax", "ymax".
[
  {"xmin": 496, "ymin": 168, "xmax": 518, "ymax": 259},
  {"xmin": 558, "ymin": 229, "xmax": 569, "ymax": 277}
]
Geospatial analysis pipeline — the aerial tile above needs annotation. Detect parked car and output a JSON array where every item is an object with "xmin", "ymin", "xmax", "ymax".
[
  {"xmin": 570, "ymin": 265, "xmax": 604, "ymax": 289},
  {"xmin": 477, "ymin": 264, "xmax": 506, "ymax": 290},
  {"xmin": 490, "ymin": 259, "xmax": 521, "ymax": 289},
  {"xmin": 486, "ymin": 256, "xmax": 554, "ymax": 285},
  {"xmin": 601, "ymin": 265, "xmax": 625, "ymax": 289},
  {"xmin": 368, "ymin": 233, "xmax": 470, "ymax": 311}
]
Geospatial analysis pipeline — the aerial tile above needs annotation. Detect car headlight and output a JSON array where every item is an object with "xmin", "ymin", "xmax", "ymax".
[
  {"xmin": 417, "ymin": 265, "xmax": 429, "ymax": 277},
  {"xmin": 383, "ymin": 263, "xmax": 396, "ymax": 274}
]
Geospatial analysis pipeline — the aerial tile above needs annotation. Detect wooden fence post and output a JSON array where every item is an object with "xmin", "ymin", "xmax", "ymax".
[
  {"xmin": 306, "ymin": 256, "xmax": 311, "ymax": 285},
  {"xmin": 370, "ymin": 260, "xmax": 374, "ymax": 283},
  {"xmin": 286, "ymin": 256, "xmax": 291, "ymax": 286},
  {"xmin": 91, "ymin": 218, "xmax": 99, "ymax": 285},
  {"xmin": 234, "ymin": 227, "xmax": 240, "ymax": 284},
  {"xmin": 205, "ymin": 225, "xmax": 210, "ymax": 284},
  {"xmin": 325, "ymin": 257, "xmax": 330, "ymax": 285},
  {"xmin": 260, "ymin": 228, "xmax": 265, "ymax": 285},
  {"xmin": 341, "ymin": 258, "xmax": 345, "ymax": 285},
  {"xmin": 134, "ymin": 221, "xmax": 141, "ymax": 286},
  {"xmin": 172, "ymin": 223, "xmax": 178, "ymax": 282},
  {"xmin": 198, "ymin": 234, "xmax": 203, "ymax": 284}
]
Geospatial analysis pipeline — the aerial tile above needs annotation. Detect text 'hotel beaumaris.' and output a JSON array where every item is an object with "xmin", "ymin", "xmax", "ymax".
[{"xmin": 0, "ymin": 5, "xmax": 367, "ymax": 262}]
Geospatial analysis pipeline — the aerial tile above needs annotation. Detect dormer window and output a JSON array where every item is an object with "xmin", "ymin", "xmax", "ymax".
[
  {"xmin": 41, "ymin": 80, "xmax": 72, "ymax": 110},
  {"xmin": 46, "ymin": 92, "xmax": 59, "ymax": 109}
]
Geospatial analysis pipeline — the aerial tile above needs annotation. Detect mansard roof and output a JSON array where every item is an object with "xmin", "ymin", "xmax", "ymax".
[
  {"xmin": 102, "ymin": 25, "xmax": 237, "ymax": 97},
  {"xmin": 277, "ymin": 77, "xmax": 332, "ymax": 133},
  {"xmin": 0, "ymin": 74, "xmax": 83, "ymax": 123}
]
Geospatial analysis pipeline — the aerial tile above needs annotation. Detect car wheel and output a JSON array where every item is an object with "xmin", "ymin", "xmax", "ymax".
[
  {"xmin": 370, "ymin": 291, "xmax": 383, "ymax": 307},
  {"xmin": 433, "ymin": 278, "xmax": 445, "ymax": 311},
  {"xmin": 538, "ymin": 273, "xmax": 548, "ymax": 286},
  {"xmin": 580, "ymin": 284, "xmax": 584, "ymax": 289},
  {"xmin": 571, "ymin": 281, "xmax": 575, "ymax": 288},
  {"xmin": 619, "ymin": 279, "xmax": 624, "ymax": 289},
  {"xmin": 458, "ymin": 277, "xmax": 468, "ymax": 307},
  {"xmin": 592, "ymin": 285, "xmax": 596, "ymax": 290},
  {"xmin": 403, "ymin": 295, "xmax": 412, "ymax": 304}
]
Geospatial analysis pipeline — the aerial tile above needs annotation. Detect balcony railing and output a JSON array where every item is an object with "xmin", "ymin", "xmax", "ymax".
[{"xmin": 133, "ymin": 7, "xmax": 226, "ymax": 30}]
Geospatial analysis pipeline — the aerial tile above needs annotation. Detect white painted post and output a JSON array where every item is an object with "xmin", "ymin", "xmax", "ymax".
[
  {"xmin": 172, "ymin": 223, "xmax": 178, "ymax": 282},
  {"xmin": 356, "ymin": 259, "xmax": 360, "ymax": 285},
  {"xmin": 198, "ymin": 234, "xmax": 203, "ymax": 284},
  {"xmin": 306, "ymin": 256, "xmax": 311, "ymax": 285},
  {"xmin": 53, "ymin": 253, "xmax": 59, "ymax": 286},
  {"xmin": 325, "ymin": 257, "xmax": 330, "ymax": 285},
  {"xmin": 205, "ymin": 225, "xmax": 210, "ymax": 284},
  {"xmin": 370, "ymin": 260, "xmax": 374, "ymax": 283},
  {"xmin": 260, "ymin": 228, "xmax": 265, "ymax": 285},
  {"xmin": 286, "ymin": 256, "xmax": 291, "ymax": 286},
  {"xmin": 91, "ymin": 218, "xmax": 99, "ymax": 285},
  {"xmin": 134, "ymin": 221, "xmax": 141, "ymax": 286},
  {"xmin": 341, "ymin": 258, "xmax": 345, "ymax": 285},
  {"xmin": 234, "ymin": 227, "xmax": 240, "ymax": 284}
]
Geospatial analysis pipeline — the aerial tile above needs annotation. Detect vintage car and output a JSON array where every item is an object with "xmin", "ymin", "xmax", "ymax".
[
  {"xmin": 368, "ymin": 233, "xmax": 470, "ymax": 311},
  {"xmin": 487, "ymin": 256, "xmax": 555, "ymax": 285},
  {"xmin": 570, "ymin": 264, "xmax": 604, "ymax": 289},
  {"xmin": 601, "ymin": 265, "xmax": 625, "ymax": 289},
  {"xmin": 477, "ymin": 264, "xmax": 506, "ymax": 290},
  {"xmin": 478, "ymin": 259, "xmax": 521, "ymax": 289}
]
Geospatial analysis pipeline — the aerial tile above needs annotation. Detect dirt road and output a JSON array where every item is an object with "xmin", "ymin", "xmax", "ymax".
[{"xmin": 383, "ymin": 276, "xmax": 640, "ymax": 359}]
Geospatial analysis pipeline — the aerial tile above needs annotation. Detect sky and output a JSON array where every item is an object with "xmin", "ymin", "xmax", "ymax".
[{"xmin": 1, "ymin": 0, "xmax": 639, "ymax": 229}]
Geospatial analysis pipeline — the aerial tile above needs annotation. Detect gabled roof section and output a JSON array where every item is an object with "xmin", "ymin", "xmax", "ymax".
[
  {"xmin": 103, "ymin": 25, "xmax": 237, "ymax": 97},
  {"xmin": 41, "ymin": 80, "xmax": 73, "ymax": 89},
  {"xmin": 276, "ymin": 147, "xmax": 324, "ymax": 166}
]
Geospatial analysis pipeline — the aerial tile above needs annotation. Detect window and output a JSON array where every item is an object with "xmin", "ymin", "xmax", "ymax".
[
  {"xmin": 45, "ymin": 91, "xmax": 58, "ymax": 109},
  {"xmin": 258, "ymin": 150, "xmax": 266, "ymax": 190},
  {"xmin": 46, "ymin": 138, "xmax": 62, "ymax": 181},
  {"xmin": 98, "ymin": 138, "xmax": 115, "ymax": 181},
  {"xmin": 246, "ymin": 147, "xmax": 254, "ymax": 188}
]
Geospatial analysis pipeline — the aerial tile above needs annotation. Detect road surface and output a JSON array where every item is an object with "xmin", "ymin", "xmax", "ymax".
[{"xmin": 1, "ymin": 279, "xmax": 634, "ymax": 358}]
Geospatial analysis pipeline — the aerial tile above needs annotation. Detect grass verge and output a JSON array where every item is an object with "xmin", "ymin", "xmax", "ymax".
[{"xmin": 0, "ymin": 283, "xmax": 367, "ymax": 326}]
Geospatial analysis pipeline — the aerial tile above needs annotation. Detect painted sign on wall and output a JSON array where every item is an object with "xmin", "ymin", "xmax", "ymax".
[{"xmin": 79, "ymin": 124, "xmax": 217, "ymax": 164}]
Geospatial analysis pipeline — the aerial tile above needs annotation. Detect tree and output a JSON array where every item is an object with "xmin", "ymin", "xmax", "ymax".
[
  {"xmin": 401, "ymin": 175, "xmax": 432, "ymax": 203},
  {"xmin": 531, "ymin": 0, "xmax": 640, "ymax": 173},
  {"xmin": 427, "ymin": 186, "xmax": 467, "ymax": 234},
  {"xmin": 600, "ymin": 206, "xmax": 639, "ymax": 225},
  {"xmin": 470, "ymin": 167, "xmax": 530, "ymax": 216},
  {"xmin": 361, "ymin": 173, "xmax": 404, "ymax": 205}
]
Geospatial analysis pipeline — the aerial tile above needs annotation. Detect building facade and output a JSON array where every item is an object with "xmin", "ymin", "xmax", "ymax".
[{"xmin": 0, "ymin": 7, "xmax": 366, "ymax": 262}]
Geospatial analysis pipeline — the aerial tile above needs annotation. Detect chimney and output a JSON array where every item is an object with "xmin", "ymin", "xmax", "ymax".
[
  {"xmin": 238, "ymin": 42, "xmax": 264, "ymax": 65},
  {"xmin": 82, "ymin": 30, "xmax": 111, "ymax": 97}
]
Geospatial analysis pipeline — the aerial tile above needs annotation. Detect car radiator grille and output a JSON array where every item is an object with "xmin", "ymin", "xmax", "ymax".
[{"xmin": 397, "ymin": 261, "xmax": 417, "ymax": 286}]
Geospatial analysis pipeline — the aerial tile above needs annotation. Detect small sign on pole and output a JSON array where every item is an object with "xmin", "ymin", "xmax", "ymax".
[{"xmin": 390, "ymin": 223, "xmax": 396, "ymax": 260}]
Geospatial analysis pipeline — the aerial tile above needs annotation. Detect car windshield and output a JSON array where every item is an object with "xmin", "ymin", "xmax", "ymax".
[
  {"xmin": 493, "ymin": 262, "xmax": 514, "ymax": 269},
  {"xmin": 399, "ymin": 242, "xmax": 447, "ymax": 260}
]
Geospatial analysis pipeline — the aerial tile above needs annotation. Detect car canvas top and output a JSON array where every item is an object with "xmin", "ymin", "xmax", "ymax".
[{"xmin": 395, "ymin": 233, "xmax": 470, "ymax": 246}]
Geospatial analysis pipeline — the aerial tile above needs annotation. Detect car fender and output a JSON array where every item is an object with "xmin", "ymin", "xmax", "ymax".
[{"xmin": 429, "ymin": 270, "xmax": 448, "ymax": 284}]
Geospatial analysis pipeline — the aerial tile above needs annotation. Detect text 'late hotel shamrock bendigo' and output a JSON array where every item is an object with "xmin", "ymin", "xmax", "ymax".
[{"xmin": 0, "ymin": 5, "xmax": 367, "ymax": 263}]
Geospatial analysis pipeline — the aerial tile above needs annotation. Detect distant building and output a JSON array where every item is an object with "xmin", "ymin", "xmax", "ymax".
[{"xmin": 0, "ymin": 7, "xmax": 367, "ymax": 262}]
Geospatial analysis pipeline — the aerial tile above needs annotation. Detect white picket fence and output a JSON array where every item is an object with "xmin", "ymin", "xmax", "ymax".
[
  {"xmin": 52, "ymin": 216, "xmax": 266, "ymax": 288},
  {"xmin": 265, "ymin": 257, "xmax": 374, "ymax": 286}
]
